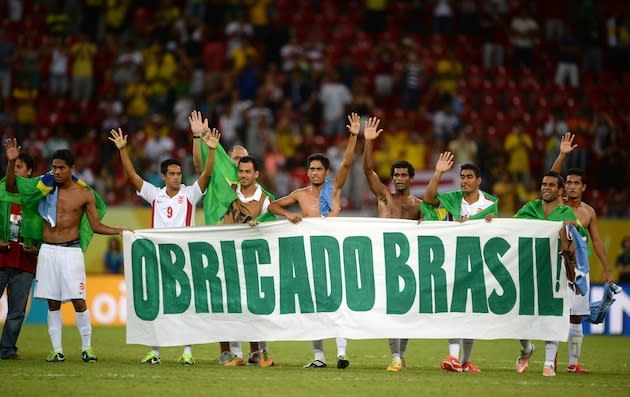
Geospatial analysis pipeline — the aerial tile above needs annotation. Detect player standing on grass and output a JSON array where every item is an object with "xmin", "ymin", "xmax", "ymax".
[
  {"xmin": 268, "ymin": 113, "xmax": 360, "ymax": 369},
  {"xmin": 549, "ymin": 132, "xmax": 614, "ymax": 373},
  {"xmin": 6, "ymin": 140, "xmax": 127, "ymax": 363},
  {"xmin": 109, "ymin": 124, "xmax": 219, "ymax": 365},
  {"xmin": 362, "ymin": 116, "xmax": 421, "ymax": 372}
]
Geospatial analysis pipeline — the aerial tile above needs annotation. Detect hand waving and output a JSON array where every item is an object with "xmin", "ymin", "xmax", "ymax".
[
  {"xmin": 436, "ymin": 152, "xmax": 454, "ymax": 173},
  {"xmin": 346, "ymin": 112, "xmax": 361, "ymax": 136},
  {"xmin": 3, "ymin": 138, "xmax": 21, "ymax": 161},
  {"xmin": 108, "ymin": 128, "xmax": 128, "ymax": 150},
  {"xmin": 364, "ymin": 116, "xmax": 383, "ymax": 141},
  {"xmin": 559, "ymin": 132, "xmax": 577, "ymax": 155},
  {"xmin": 188, "ymin": 110, "xmax": 209, "ymax": 136},
  {"xmin": 202, "ymin": 128, "xmax": 221, "ymax": 149}
]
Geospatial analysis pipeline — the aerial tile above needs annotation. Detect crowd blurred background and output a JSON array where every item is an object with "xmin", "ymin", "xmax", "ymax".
[{"xmin": 0, "ymin": 0, "xmax": 628, "ymax": 218}]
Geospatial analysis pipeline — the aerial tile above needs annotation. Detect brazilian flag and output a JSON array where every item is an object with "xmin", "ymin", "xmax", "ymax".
[
  {"xmin": 0, "ymin": 177, "xmax": 43, "ymax": 247},
  {"xmin": 200, "ymin": 144, "xmax": 275, "ymax": 224},
  {"xmin": 420, "ymin": 190, "xmax": 499, "ymax": 221},
  {"xmin": 15, "ymin": 174, "xmax": 107, "ymax": 252}
]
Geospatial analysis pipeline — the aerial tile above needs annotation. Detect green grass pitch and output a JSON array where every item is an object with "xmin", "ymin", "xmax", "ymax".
[{"xmin": 1, "ymin": 325, "xmax": 629, "ymax": 397}]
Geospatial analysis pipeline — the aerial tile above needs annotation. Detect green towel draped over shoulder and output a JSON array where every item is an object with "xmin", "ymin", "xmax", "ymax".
[{"xmin": 420, "ymin": 190, "xmax": 499, "ymax": 221}]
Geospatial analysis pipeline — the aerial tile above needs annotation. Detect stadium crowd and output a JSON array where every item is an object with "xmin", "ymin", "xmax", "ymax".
[{"xmin": 0, "ymin": 0, "xmax": 628, "ymax": 217}]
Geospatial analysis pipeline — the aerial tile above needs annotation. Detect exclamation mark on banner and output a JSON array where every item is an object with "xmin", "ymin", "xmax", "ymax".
[{"xmin": 555, "ymin": 250, "xmax": 562, "ymax": 292}]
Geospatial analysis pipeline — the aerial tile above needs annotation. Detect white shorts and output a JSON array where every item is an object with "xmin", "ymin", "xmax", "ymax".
[
  {"xmin": 34, "ymin": 244, "xmax": 86, "ymax": 302},
  {"xmin": 568, "ymin": 273, "xmax": 590, "ymax": 316}
]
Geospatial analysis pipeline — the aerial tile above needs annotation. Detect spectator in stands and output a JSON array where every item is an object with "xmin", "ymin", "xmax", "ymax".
[
  {"xmin": 433, "ymin": 0, "xmax": 454, "ymax": 36},
  {"xmin": 103, "ymin": 237, "xmax": 124, "ymax": 274},
  {"xmin": 0, "ymin": 30, "xmax": 16, "ymax": 100},
  {"xmin": 480, "ymin": 2, "xmax": 505, "ymax": 71},
  {"xmin": 12, "ymin": 76, "xmax": 37, "ymax": 140},
  {"xmin": 70, "ymin": 34, "xmax": 97, "ymax": 101},
  {"xmin": 434, "ymin": 48, "xmax": 463, "ymax": 97},
  {"xmin": 225, "ymin": 11, "xmax": 254, "ymax": 59},
  {"xmin": 124, "ymin": 72, "xmax": 150, "ymax": 134},
  {"xmin": 336, "ymin": 54, "xmax": 360, "ymax": 91},
  {"xmin": 448, "ymin": 127, "xmax": 477, "ymax": 169},
  {"xmin": 400, "ymin": 52, "xmax": 423, "ymax": 111},
  {"xmin": 581, "ymin": 15, "xmax": 603, "ymax": 74},
  {"xmin": 144, "ymin": 43, "xmax": 177, "ymax": 114},
  {"xmin": 48, "ymin": 37, "xmax": 69, "ymax": 97},
  {"xmin": 510, "ymin": 7, "xmax": 538, "ymax": 70},
  {"xmin": 46, "ymin": 0, "xmax": 69, "ymax": 37},
  {"xmin": 504, "ymin": 122, "xmax": 532, "ymax": 186},
  {"xmin": 543, "ymin": 109, "xmax": 568, "ymax": 171},
  {"xmin": 554, "ymin": 25, "xmax": 580, "ymax": 88},
  {"xmin": 17, "ymin": 37, "xmax": 41, "ymax": 90},
  {"xmin": 430, "ymin": 101, "xmax": 459, "ymax": 149},
  {"xmin": 320, "ymin": 69, "xmax": 352, "ymax": 138},
  {"xmin": 280, "ymin": 32, "xmax": 302, "ymax": 73}
]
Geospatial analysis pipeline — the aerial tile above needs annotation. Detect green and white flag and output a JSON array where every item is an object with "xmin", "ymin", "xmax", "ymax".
[{"xmin": 123, "ymin": 218, "xmax": 570, "ymax": 346}]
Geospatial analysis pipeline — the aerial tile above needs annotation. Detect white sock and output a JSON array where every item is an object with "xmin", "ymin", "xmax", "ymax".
[
  {"xmin": 48, "ymin": 310, "xmax": 63, "ymax": 353},
  {"xmin": 448, "ymin": 338, "xmax": 461, "ymax": 358},
  {"xmin": 545, "ymin": 340, "xmax": 558, "ymax": 366},
  {"xmin": 336, "ymin": 337, "xmax": 347, "ymax": 357},
  {"xmin": 462, "ymin": 339, "xmax": 474, "ymax": 363},
  {"xmin": 568, "ymin": 323, "xmax": 583, "ymax": 365},
  {"xmin": 230, "ymin": 341, "xmax": 243, "ymax": 358},
  {"xmin": 259, "ymin": 341, "xmax": 268, "ymax": 351},
  {"xmin": 519, "ymin": 339, "xmax": 533, "ymax": 354},
  {"xmin": 75, "ymin": 310, "xmax": 92, "ymax": 351},
  {"xmin": 183, "ymin": 345, "xmax": 192, "ymax": 355},
  {"xmin": 400, "ymin": 339, "xmax": 409, "ymax": 357},
  {"xmin": 312, "ymin": 340, "xmax": 325, "ymax": 362},
  {"xmin": 151, "ymin": 347, "xmax": 160, "ymax": 356},
  {"xmin": 388, "ymin": 338, "xmax": 400, "ymax": 357}
]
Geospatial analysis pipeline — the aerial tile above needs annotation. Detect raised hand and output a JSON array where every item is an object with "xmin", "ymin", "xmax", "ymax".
[
  {"xmin": 201, "ymin": 128, "xmax": 221, "ymax": 149},
  {"xmin": 3, "ymin": 138, "xmax": 21, "ymax": 161},
  {"xmin": 108, "ymin": 128, "xmax": 128, "ymax": 150},
  {"xmin": 346, "ymin": 112, "xmax": 361, "ymax": 136},
  {"xmin": 364, "ymin": 116, "xmax": 383, "ymax": 141},
  {"xmin": 559, "ymin": 132, "xmax": 577, "ymax": 155},
  {"xmin": 435, "ymin": 152, "xmax": 454, "ymax": 173},
  {"xmin": 188, "ymin": 110, "xmax": 209, "ymax": 136}
]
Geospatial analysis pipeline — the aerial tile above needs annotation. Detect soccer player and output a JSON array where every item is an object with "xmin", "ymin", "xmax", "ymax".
[
  {"xmin": 6, "ymin": 142, "xmax": 126, "ymax": 363},
  {"xmin": 549, "ymin": 132, "xmax": 614, "ymax": 373},
  {"xmin": 514, "ymin": 171, "xmax": 578, "ymax": 376},
  {"xmin": 268, "ymin": 112, "xmax": 360, "ymax": 369},
  {"xmin": 109, "ymin": 125, "xmax": 219, "ymax": 365},
  {"xmin": 362, "ymin": 116, "xmax": 421, "ymax": 371},
  {"xmin": 0, "ymin": 143, "xmax": 41, "ymax": 360},
  {"xmin": 421, "ymin": 152, "xmax": 498, "ymax": 373}
]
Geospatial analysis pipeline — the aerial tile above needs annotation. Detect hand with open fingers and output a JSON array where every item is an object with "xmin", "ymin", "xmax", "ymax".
[
  {"xmin": 346, "ymin": 112, "xmax": 361, "ymax": 136},
  {"xmin": 188, "ymin": 110, "xmax": 209, "ymax": 136},
  {"xmin": 364, "ymin": 116, "xmax": 383, "ymax": 141},
  {"xmin": 202, "ymin": 128, "xmax": 221, "ymax": 149},
  {"xmin": 560, "ymin": 132, "xmax": 577, "ymax": 154},
  {"xmin": 108, "ymin": 128, "xmax": 128, "ymax": 150},
  {"xmin": 3, "ymin": 138, "xmax": 21, "ymax": 161},
  {"xmin": 436, "ymin": 152, "xmax": 454, "ymax": 173}
]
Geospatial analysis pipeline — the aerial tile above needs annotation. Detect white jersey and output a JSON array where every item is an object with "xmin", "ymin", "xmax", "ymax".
[
  {"xmin": 138, "ymin": 180, "xmax": 204, "ymax": 228},
  {"xmin": 460, "ymin": 193, "xmax": 494, "ymax": 217}
]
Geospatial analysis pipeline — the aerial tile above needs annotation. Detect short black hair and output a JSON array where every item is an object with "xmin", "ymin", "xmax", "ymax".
[
  {"xmin": 544, "ymin": 170, "xmax": 564, "ymax": 189},
  {"xmin": 51, "ymin": 149, "xmax": 75, "ymax": 167},
  {"xmin": 307, "ymin": 153, "xmax": 330, "ymax": 170},
  {"xmin": 460, "ymin": 163, "xmax": 481, "ymax": 178},
  {"xmin": 18, "ymin": 152, "xmax": 34, "ymax": 170},
  {"xmin": 567, "ymin": 168, "xmax": 586, "ymax": 184},
  {"xmin": 391, "ymin": 160, "xmax": 415, "ymax": 178},
  {"xmin": 239, "ymin": 155, "xmax": 260, "ymax": 171},
  {"xmin": 160, "ymin": 159, "xmax": 182, "ymax": 175}
]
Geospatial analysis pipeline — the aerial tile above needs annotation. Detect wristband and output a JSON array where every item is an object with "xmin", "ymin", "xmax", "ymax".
[{"xmin": 193, "ymin": 135, "xmax": 201, "ymax": 139}]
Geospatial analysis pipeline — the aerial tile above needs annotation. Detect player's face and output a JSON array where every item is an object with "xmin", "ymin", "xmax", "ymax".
[
  {"xmin": 392, "ymin": 167, "xmax": 411, "ymax": 192},
  {"xmin": 540, "ymin": 176, "xmax": 562, "ymax": 203},
  {"xmin": 238, "ymin": 161, "xmax": 258, "ymax": 188},
  {"xmin": 230, "ymin": 147, "xmax": 248, "ymax": 165},
  {"xmin": 14, "ymin": 158, "xmax": 32, "ymax": 178},
  {"xmin": 51, "ymin": 159, "xmax": 72, "ymax": 183},
  {"xmin": 565, "ymin": 174, "xmax": 585, "ymax": 200},
  {"xmin": 460, "ymin": 169, "xmax": 480, "ymax": 194},
  {"xmin": 307, "ymin": 160, "xmax": 327, "ymax": 186},
  {"xmin": 162, "ymin": 164, "xmax": 182, "ymax": 189}
]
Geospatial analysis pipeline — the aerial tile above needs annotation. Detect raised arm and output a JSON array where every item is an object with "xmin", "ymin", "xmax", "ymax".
[
  {"xmin": 332, "ymin": 112, "xmax": 361, "ymax": 192},
  {"xmin": 268, "ymin": 193, "xmax": 302, "ymax": 223},
  {"xmin": 189, "ymin": 110, "xmax": 209, "ymax": 175},
  {"xmin": 587, "ymin": 207, "xmax": 613, "ymax": 283},
  {"xmin": 197, "ymin": 128, "xmax": 221, "ymax": 193},
  {"xmin": 362, "ymin": 116, "xmax": 388, "ymax": 199},
  {"xmin": 424, "ymin": 151, "xmax": 453, "ymax": 205},
  {"xmin": 3, "ymin": 138, "xmax": 21, "ymax": 193},
  {"xmin": 550, "ymin": 132, "xmax": 577, "ymax": 173},
  {"xmin": 108, "ymin": 128, "xmax": 143, "ymax": 192}
]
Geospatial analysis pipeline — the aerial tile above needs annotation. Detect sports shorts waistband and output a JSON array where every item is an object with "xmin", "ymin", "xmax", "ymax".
[{"xmin": 43, "ymin": 239, "xmax": 81, "ymax": 248}]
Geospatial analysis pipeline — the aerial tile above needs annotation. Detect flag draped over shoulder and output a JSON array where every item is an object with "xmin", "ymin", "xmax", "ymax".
[
  {"xmin": 15, "ymin": 174, "xmax": 107, "ymax": 252},
  {"xmin": 514, "ymin": 199, "xmax": 576, "ymax": 222},
  {"xmin": 200, "ymin": 144, "xmax": 275, "ymax": 224},
  {"xmin": 420, "ymin": 190, "xmax": 499, "ymax": 221},
  {"xmin": 0, "ymin": 178, "xmax": 43, "ymax": 246}
]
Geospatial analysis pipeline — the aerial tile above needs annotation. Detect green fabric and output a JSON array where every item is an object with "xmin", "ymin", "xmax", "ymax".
[
  {"xmin": 15, "ymin": 175, "xmax": 107, "ymax": 252},
  {"xmin": 0, "ymin": 178, "xmax": 43, "ymax": 247},
  {"xmin": 420, "ymin": 190, "xmax": 499, "ymax": 221},
  {"xmin": 200, "ymin": 144, "xmax": 276, "ymax": 224},
  {"xmin": 514, "ymin": 199, "xmax": 577, "ymax": 222}
]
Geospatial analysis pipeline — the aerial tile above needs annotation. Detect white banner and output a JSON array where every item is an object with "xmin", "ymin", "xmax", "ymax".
[{"xmin": 123, "ymin": 218, "xmax": 570, "ymax": 346}]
